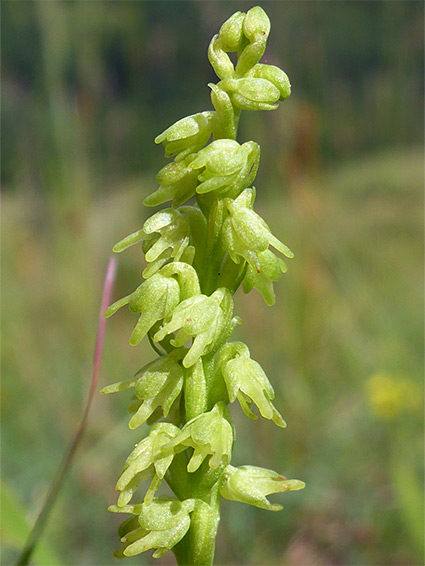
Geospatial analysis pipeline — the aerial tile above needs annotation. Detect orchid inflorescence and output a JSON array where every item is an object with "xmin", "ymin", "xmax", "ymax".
[{"xmin": 102, "ymin": 7, "xmax": 304, "ymax": 565}]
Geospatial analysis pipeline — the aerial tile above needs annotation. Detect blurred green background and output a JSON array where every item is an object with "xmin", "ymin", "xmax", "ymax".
[{"xmin": 2, "ymin": 1, "xmax": 424, "ymax": 565}]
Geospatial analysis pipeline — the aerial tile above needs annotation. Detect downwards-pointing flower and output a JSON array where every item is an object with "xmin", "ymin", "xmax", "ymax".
[
  {"xmin": 220, "ymin": 465, "xmax": 305, "ymax": 511},
  {"xmin": 154, "ymin": 288, "xmax": 234, "ymax": 368},
  {"xmin": 223, "ymin": 188, "xmax": 293, "ymax": 272},
  {"xmin": 112, "ymin": 208, "xmax": 192, "ymax": 278},
  {"xmin": 109, "ymin": 498, "xmax": 196, "ymax": 558},
  {"xmin": 104, "ymin": 272, "xmax": 180, "ymax": 346},
  {"xmin": 100, "ymin": 350, "xmax": 185, "ymax": 429},
  {"xmin": 215, "ymin": 342, "xmax": 286, "ymax": 427},
  {"xmin": 105, "ymin": 262, "xmax": 200, "ymax": 346},
  {"xmin": 164, "ymin": 403, "xmax": 233, "ymax": 473},
  {"xmin": 114, "ymin": 423, "xmax": 180, "ymax": 507}
]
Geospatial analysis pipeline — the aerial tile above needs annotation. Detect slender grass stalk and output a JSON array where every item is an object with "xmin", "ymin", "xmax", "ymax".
[
  {"xmin": 16, "ymin": 257, "xmax": 117, "ymax": 566},
  {"xmin": 103, "ymin": 8, "xmax": 304, "ymax": 565}
]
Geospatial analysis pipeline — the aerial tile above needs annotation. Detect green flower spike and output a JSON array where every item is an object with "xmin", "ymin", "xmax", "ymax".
[
  {"xmin": 220, "ymin": 465, "xmax": 305, "ymax": 511},
  {"xmin": 223, "ymin": 188, "xmax": 294, "ymax": 271},
  {"xmin": 155, "ymin": 111, "xmax": 216, "ymax": 161},
  {"xmin": 154, "ymin": 288, "xmax": 234, "ymax": 368},
  {"xmin": 109, "ymin": 498, "xmax": 196, "ymax": 558},
  {"xmin": 114, "ymin": 423, "xmax": 180, "ymax": 507},
  {"xmin": 215, "ymin": 342, "xmax": 286, "ymax": 427},
  {"xmin": 101, "ymin": 350, "xmax": 185, "ymax": 430},
  {"xmin": 104, "ymin": 8, "xmax": 303, "ymax": 565},
  {"xmin": 191, "ymin": 139, "xmax": 260, "ymax": 197},
  {"xmin": 164, "ymin": 403, "xmax": 233, "ymax": 473}
]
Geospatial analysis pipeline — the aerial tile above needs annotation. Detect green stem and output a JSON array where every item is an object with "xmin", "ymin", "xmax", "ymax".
[{"xmin": 187, "ymin": 485, "xmax": 221, "ymax": 566}]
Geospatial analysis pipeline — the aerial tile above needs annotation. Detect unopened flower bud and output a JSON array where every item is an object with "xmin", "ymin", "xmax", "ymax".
[
  {"xmin": 243, "ymin": 6, "xmax": 271, "ymax": 44},
  {"xmin": 235, "ymin": 7, "xmax": 270, "ymax": 76},
  {"xmin": 220, "ymin": 77, "xmax": 280, "ymax": 111},
  {"xmin": 246, "ymin": 63, "xmax": 291, "ymax": 100},
  {"xmin": 220, "ymin": 465, "xmax": 305, "ymax": 511},
  {"xmin": 218, "ymin": 11, "xmax": 246, "ymax": 52},
  {"xmin": 164, "ymin": 403, "xmax": 233, "ymax": 472},
  {"xmin": 155, "ymin": 111, "xmax": 215, "ymax": 161}
]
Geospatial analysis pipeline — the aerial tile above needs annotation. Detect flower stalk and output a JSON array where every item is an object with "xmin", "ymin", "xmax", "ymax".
[{"xmin": 103, "ymin": 7, "xmax": 304, "ymax": 565}]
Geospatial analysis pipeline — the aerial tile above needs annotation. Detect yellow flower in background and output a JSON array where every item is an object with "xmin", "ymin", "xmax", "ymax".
[{"xmin": 365, "ymin": 373, "xmax": 422, "ymax": 419}]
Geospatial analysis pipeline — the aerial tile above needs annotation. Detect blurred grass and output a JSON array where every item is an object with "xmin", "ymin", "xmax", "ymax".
[{"xmin": 1, "ymin": 1, "xmax": 424, "ymax": 565}]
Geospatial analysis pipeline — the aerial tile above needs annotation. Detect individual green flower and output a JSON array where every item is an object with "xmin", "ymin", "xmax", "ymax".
[
  {"xmin": 154, "ymin": 287, "xmax": 233, "ymax": 368},
  {"xmin": 215, "ymin": 342, "xmax": 286, "ymax": 427},
  {"xmin": 190, "ymin": 139, "xmax": 260, "ymax": 197},
  {"xmin": 105, "ymin": 263, "xmax": 200, "ymax": 346},
  {"xmin": 143, "ymin": 207, "xmax": 208, "ymax": 278},
  {"xmin": 155, "ymin": 111, "xmax": 216, "ymax": 161},
  {"xmin": 245, "ymin": 63, "xmax": 291, "ymax": 101},
  {"xmin": 220, "ymin": 465, "xmax": 305, "ymax": 511},
  {"xmin": 242, "ymin": 248, "xmax": 288, "ymax": 306},
  {"xmin": 111, "ymin": 208, "xmax": 207, "ymax": 279},
  {"xmin": 144, "ymin": 154, "xmax": 199, "ymax": 207},
  {"xmin": 112, "ymin": 209, "xmax": 191, "ymax": 278},
  {"xmin": 222, "ymin": 188, "xmax": 293, "ymax": 272},
  {"xmin": 219, "ymin": 77, "xmax": 281, "ymax": 112},
  {"xmin": 100, "ymin": 350, "xmax": 185, "ymax": 429},
  {"xmin": 164, "ymin": 403, "xmax": 233, "ymax": 473},
  {"xmin": 105, "ymin": 272, "xmax": 180, "ymax": 346},
  {"xmin": 109, "ymin": 498, "xmax": 196, "ymax": 558},
  {"xmin": 113, "ymin": 423, "xmax": 180, "ymax": 507}
]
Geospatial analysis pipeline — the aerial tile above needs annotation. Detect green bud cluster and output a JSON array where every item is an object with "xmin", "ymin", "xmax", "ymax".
[{"xmin": 103, "ymin": 7, "xmax": 304, "ymax": 565}]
